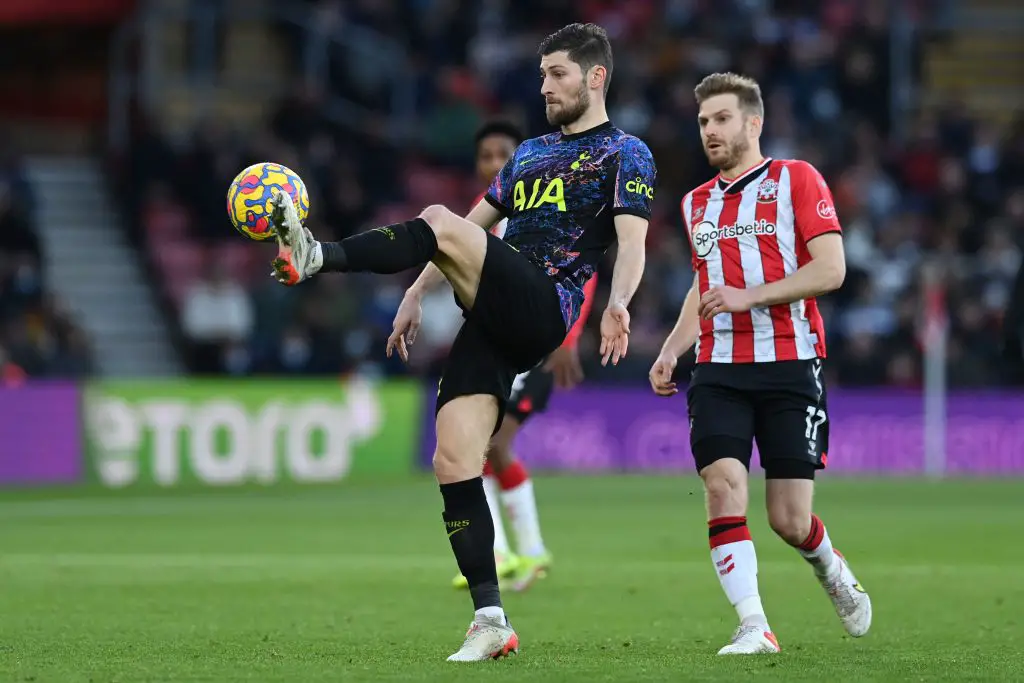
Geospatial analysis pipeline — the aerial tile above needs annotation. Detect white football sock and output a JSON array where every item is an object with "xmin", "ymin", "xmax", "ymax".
[
  {"xmin": 502, "ymin": 480, "xmax": 546, "ymax": 557},
  {"xmin": 482, "ymin": 475, "xmax": 511, "ymax": 556},
  {"xmin": 475, "ymin": 605, "xmax": 505, "ymax": 622},
  {"xmin": 710, "ymin": 518, "xmax": 768, "ymax": 627},
  {"xmin": 797, "ymin": 514, "xmax": 838, "ymax": 577}
]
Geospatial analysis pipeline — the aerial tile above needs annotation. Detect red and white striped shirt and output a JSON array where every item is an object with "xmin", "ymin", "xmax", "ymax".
[{"xmin": 681, "ymin": 158, "xmax": 842, "ymax": 364}]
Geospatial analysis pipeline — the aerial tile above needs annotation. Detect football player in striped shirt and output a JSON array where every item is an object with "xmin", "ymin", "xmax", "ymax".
[{"xmin": 649, "ymin": 72, "xmax": 871, "ymax": 655}]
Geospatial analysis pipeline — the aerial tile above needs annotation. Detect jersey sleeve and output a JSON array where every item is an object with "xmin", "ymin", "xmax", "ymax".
[
  {"xmin": 484, "ymin": 149, "xmax": 519, "ymax": 217},
  {"xmin": 562, "ymin": 275, "xmax": 598, "ymax": 348},
  {"xmin": 788, "ymin": 160, "xmax": 841, "ymax": 242},
  {"xmin": 612, "ymin": 137, "xmax": 657, "ymax": 220}
]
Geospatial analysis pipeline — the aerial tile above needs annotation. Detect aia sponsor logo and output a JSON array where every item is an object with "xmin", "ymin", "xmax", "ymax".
[{"xmin": 692, "ymin": 219, "xmax": 777, "ymax": 259}]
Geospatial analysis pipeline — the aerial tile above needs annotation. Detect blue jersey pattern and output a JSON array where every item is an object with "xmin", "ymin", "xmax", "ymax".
[{"xmin": 485, "ymin": 121, "xmax": 656, "ymax": 329}]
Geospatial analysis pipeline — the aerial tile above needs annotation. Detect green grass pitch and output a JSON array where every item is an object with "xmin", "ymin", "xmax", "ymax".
[{"xmin": 0, "ymin": 475, "xmax": 1021, "ymax": 681}]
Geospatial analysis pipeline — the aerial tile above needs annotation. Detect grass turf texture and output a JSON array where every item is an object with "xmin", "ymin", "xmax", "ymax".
[{"xmin": 0, "ymin": 476, "xmax": 1021, "ymax": 682}]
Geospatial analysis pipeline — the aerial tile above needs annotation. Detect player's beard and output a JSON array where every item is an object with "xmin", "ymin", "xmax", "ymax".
[
  {"xmin": 546, "ymin": 83, "xmax": 590, "ymax": 127},
  {"xmin": 707, "ymin": 132, "xmax": 751, "ymax": 173}
]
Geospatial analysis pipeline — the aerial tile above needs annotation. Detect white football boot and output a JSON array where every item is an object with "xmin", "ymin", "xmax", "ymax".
[
  {"xmin": 819, "ymin": 549, "xmax": 872, "ymax": 637},
  {"xmin": 270, "ymin": 190, "xmax": 321, "ymax": 286},
  {"xmin": 717, "ymin": 623, "xmax": 781, "ymax": 655},
  {"xmin": 446, "ymin": 614, "xmax": 519, "ymax": 662}
]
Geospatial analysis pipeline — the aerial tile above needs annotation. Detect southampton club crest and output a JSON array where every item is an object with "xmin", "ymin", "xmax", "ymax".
[{"xmin": 756, "ymin": 178, "xmax": 779, "ymax": 203}]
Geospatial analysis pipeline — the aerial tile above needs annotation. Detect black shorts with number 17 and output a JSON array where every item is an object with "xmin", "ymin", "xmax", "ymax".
[{"xmin": 686, "ymin": 358, "xmax": 829, "ymax": 479}]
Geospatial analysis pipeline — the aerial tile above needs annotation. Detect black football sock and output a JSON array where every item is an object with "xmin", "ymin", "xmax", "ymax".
[
  {"xmin": 319, "ymin": 218, "xmax": 437, "ymax": 274},
  {"xmin": 440, "ymin": 477, "xmax": 502, "ymax": 611}
]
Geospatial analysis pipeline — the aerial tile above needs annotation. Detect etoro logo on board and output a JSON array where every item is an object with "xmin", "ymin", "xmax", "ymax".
[{"xmin": 85, "ymin": 382, "xmax": 383, "ymax": 488}]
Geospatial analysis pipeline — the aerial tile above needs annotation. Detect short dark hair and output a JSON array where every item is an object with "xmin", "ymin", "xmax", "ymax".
[
  {"xmin": 474, "ymin": 121, "xmax": 523, "ymax": 148},
  {"xmin": 694, "ymin": 72, "xmax": 764, "ymax": 118},
  {"xmin": 538, "ymin": 23, "xmax": 613, "ymax": 95}
]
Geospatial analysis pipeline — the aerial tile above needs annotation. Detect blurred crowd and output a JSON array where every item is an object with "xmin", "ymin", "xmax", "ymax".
[
  {"xmin": 0, "ymin": 152, "xmax": 92, "ymax": 383},
  {"xmin": 111, "ymin": 0, "xmax": 1024, "ymax": 387}
]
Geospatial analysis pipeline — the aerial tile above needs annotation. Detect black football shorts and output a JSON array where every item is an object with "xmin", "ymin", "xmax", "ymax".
[
  {"xmin": 686, "ymin": 358, "xmax": 829, "ymax": 479},
  {"xmin": 505, "ymin": 367, "xmax": 556, "ymax": 424},
  {"xmin": 436, "ymin": 232, "xmax": 566, "ymax": 433}
]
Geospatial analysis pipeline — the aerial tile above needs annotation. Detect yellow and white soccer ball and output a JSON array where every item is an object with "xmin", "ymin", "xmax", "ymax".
[{"xmin": 226, "ymin": 162, "xmax": 310, "ymax": 241}]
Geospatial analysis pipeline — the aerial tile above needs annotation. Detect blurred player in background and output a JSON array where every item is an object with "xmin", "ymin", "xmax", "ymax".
[
  {"xmin": 649, "ymin": 72, "xmax": 871, "ymax": 655},
  {"xmin": 450, "ymin": 123, "xmax": 598, "ymax": 593},
  {"xmin": 269, "ymin": 23, "xmax": 655, "ymax": 661}
]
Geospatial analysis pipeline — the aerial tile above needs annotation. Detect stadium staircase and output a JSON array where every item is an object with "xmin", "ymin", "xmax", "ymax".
[
  {"xmin": 923, "ymin": 0, "xmax": 1024, "ymax": 125},
  {"xmin": 25, "ymin": 157, "xmax": 183, "ymax": 377}
]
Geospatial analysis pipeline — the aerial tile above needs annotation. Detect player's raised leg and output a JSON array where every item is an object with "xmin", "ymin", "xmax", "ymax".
[
  {"xmin": 766, "ymin": 478, "xmax": 872, "ymax": 637},
  {"xmin": 700, "ymin": 451, "xmax": 780, "ymax": 655},
  {"xmin": 270, "ymin": 193, "xmax": 488, "ymax": 312},
  {"xmin": 487, "ymin": 412, "xmax": 552, "ymax": 591},
  {"xmin": 435, "ymin": 391, "xmax": 518, "ymax": 662}
]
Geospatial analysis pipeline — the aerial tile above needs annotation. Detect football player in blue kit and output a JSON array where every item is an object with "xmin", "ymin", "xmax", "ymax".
[{"xmin": 267, "ymin": 22, "xmax": 656, "ymax": 662}]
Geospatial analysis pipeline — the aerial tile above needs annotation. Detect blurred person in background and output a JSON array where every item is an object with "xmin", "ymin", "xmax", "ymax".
[
  {"xmin": 0, "ymin": 169, "xmax": 92, "ymax": 378},
  {"xmin": 0, "ymin": 342, "xmax": 27, "ymax": 386},
  {"xmin": 0, "ymin": 180, "xmax": 40, "ymax": 263},
  {"xmin": 181, "ymin": 252, "xmax": 254, "ymax": 374}
]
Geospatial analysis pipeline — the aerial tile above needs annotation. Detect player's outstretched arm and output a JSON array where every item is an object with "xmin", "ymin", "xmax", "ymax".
[
  {"xmin": 607, "ymin": 214, "xmax": 648, "ymax": 309},
  {"xmin": 600, "ymin": 214, "xmax": 648, "ymax": 366},
  {"xmin": 649, "ymin": 280, "xmax": 699, "ymax": 396},
  {"xmin": 698, "ymin": 233, "xmax": 846, "ymax": 319}
]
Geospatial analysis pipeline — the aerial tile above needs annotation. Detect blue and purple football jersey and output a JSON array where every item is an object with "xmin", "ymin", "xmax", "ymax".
[{"xmin": 484, "ymin": 121, "xmax": 656, "ymax": 328}]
